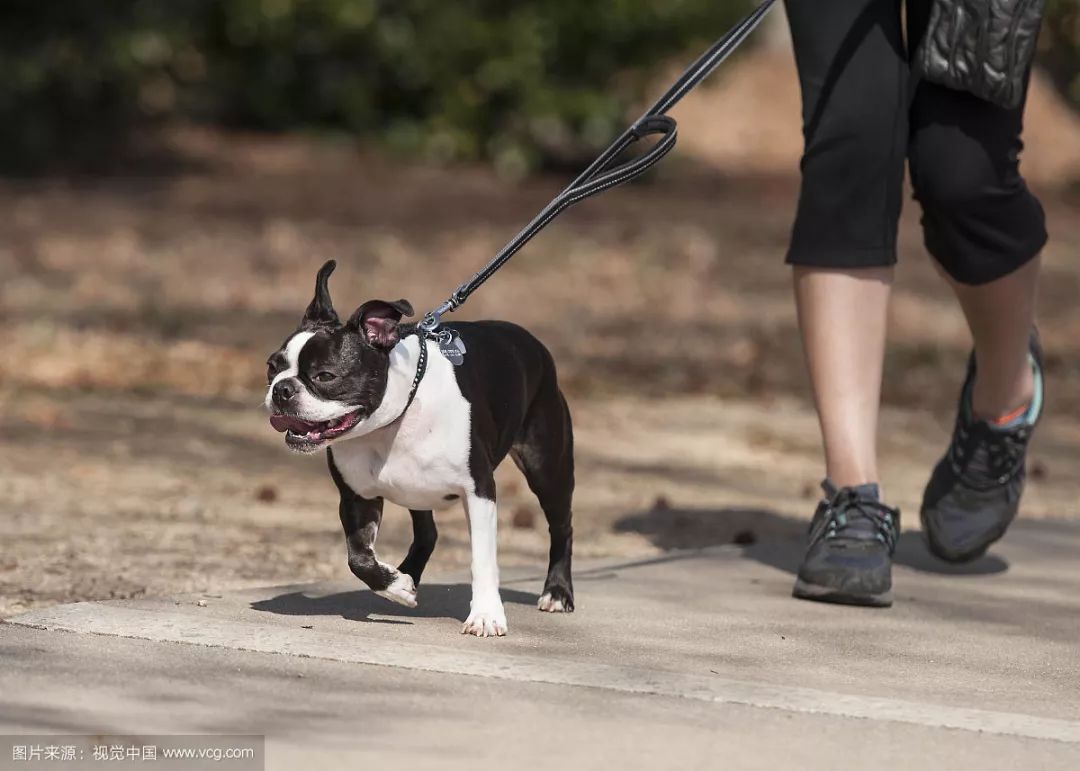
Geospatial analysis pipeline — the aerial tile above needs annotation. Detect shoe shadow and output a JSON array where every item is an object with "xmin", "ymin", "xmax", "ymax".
[
  {"xmin": 894, "ymin": 534, "xmax": 1008, "ymax": 575},
  {"xmin": 613, "ymin": 505, "xmax": 1009, "ymax": 576},
  {"xmin": 250, "ymin": 583, "xmax": 540, "ymax": 625}
]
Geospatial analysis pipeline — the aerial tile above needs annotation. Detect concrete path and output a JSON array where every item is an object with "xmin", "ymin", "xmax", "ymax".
[{"xmin": 3, "ymin": 520, "xmax": 1080, "ymax": 770}]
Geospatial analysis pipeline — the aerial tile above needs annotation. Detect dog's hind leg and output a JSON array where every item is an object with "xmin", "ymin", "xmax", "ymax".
[
  {"xmin": 511, "ymin": 376, "xmax": 575, "ymax": 613},
  {"xmin": 398, "ymin": 510, "xmax": 438, "ymax": 587}
]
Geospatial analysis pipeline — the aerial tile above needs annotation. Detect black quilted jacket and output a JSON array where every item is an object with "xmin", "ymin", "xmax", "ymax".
[{"xmin": 914, "ymin": 0, "xmax": 1047, "ymax": 109}]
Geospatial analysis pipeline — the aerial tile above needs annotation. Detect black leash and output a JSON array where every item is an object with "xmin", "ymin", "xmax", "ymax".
[{"xmin": 418, "ymin": 0, "xmax": 778, "ymax": 336}]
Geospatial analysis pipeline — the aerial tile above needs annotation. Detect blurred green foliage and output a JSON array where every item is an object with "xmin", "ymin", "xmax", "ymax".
[
  {"xmin": 1, "ymin": 1, "xmax": 1074, "ymax": 175},
  {"xmin": 1044, "ymin": 0, "xmax": 1079, "ymax": 110},
  {"xmin": 0, "ymin": 0, "xmax": 755, "ymax": 174}
]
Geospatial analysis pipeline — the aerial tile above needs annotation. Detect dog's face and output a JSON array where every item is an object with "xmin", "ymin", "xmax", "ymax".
[{"xmin": 265, "ymin": 260, "xmax": 413, "ymax": 453}]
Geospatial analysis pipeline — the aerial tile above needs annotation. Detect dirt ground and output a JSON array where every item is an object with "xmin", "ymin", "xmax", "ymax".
[{"xmin": 2, "ymin": 104, "xmax": 1079, "ymax": 617}]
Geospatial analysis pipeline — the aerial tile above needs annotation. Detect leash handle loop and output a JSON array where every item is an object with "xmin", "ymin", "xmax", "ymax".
[{"xmin": 418, "ymin": 117, "xmax": 677, "ymax": 334}]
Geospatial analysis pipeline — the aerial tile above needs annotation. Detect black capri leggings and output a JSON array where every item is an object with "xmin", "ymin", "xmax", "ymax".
[{"xmin": 784, "ymin": 0, "xmax": 1047, "ymax": 285}]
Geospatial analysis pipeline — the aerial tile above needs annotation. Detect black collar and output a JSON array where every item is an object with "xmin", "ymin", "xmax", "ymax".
[{"xmin": 392, "ymin": 332, "xmax": 427, "ymax": 422}]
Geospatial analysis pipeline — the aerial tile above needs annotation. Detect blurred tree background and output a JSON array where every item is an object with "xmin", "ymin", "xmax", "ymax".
[
  {"xmin": 1045, "ymin": 0, "xmax": 1079, "ymax": 110},
  {"xmin": 0, "ymin": 0, "xmax": 1075, "ymax": 175},
  {"xmin": 0, "ymin": 0, "xmax": 756, "ymax": 174}
]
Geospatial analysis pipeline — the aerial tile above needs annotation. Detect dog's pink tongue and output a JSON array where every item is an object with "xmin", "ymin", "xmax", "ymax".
[{"xmin": 270, "ymin": 414, "xmax": 299, "ymax": 433}]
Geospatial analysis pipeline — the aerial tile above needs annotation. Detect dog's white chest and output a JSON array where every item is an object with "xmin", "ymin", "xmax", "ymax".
[{"xmin": 330, "ymin": 358, "xmax": 473, "ymax": 510}]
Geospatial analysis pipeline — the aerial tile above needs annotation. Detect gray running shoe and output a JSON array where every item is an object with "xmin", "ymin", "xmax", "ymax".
[
  {"xmin": 793, "ymin": 480, "xmax": 900, "ymax": 608},
  {"xmin": 920, "ymin": 332, "xmax": 1044, "ymax": 563}
]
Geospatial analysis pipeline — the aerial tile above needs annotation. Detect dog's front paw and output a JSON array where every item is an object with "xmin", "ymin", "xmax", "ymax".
[
  {"xmin": 462, "ymin": 599, "xmax": 507, "ymax": 637},
  {"xmin": 376, "ymin": 573, "xmax": 418, "ymax": 608}
]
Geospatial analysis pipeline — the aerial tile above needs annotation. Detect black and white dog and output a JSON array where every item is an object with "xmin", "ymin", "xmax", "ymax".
[{"xmin": 264, "ymin": 261, "xmax": 575, "ymax": 637}]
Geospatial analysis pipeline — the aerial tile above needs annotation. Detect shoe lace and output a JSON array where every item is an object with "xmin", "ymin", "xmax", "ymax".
[
  {"xmin": 819, "ymin": 484, "xmax": 898, "ymax": 552},
  {"xmin": 948, "ymin": 420, "xmax": 1029, "ymax": 489}
]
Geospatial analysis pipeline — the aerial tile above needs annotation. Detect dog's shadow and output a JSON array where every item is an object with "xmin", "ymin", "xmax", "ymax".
[
  {"xmin": 251, "ymin": 507, "xmax": 1009, "ymax": 626},
  {"xmin": 250, "ymin": 583, "xmax": 539, "ymax": 625}
]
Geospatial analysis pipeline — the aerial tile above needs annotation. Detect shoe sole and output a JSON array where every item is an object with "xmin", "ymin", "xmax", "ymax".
[{"xmin": 792, "ymin": 578, "xmax": 893, "ymax": 608}]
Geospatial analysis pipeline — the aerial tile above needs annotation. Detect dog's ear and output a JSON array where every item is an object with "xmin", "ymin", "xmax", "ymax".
[
  {"xmin": 301, "ymin": 260, "xmax": 340, "ymax": 329},
  {"xmin": 347, "ymin": 298, "xmax": 414, "ymax": 349}
]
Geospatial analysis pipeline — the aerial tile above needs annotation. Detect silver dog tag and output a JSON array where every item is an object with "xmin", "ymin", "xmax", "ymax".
[{"xmin": 438, "ymin": 331, "xmax": 466, "ymax": 366}]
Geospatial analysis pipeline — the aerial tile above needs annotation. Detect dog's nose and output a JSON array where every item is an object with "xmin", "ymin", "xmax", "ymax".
[{"xmin": 273, "ymin": 379, "xmax": 297, "ymax": 405}]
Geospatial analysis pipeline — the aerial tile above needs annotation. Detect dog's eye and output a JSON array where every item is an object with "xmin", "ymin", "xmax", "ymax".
[
  {"xmin": 313, "ymin": 371, "xmax": 338, "ymax": 383},
  {"xmin": 266, "ymin": 353, "xmax": 285, "ymax": 383}
]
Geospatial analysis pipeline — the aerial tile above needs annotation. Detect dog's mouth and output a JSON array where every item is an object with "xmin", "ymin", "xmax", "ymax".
[{"xmin": 269, "ymin": 409, "xmax": 364, "ymax": 449}]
